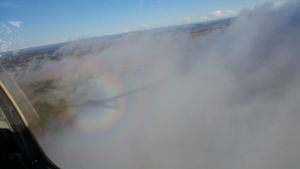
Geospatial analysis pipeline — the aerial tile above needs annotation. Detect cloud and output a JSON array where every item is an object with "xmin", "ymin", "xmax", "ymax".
[
  {"xmin": 124, "ymin": 28, "xmax": 130, "ymax": 33},
  {"xmin": 8, "ymin": 21, "xmax": 22, "ymax": 28},
  {"xmin": 15, "ymin": 1, "xmax": 300, "ymax": 169},
  {"xmin": 183, "ymin": 10, "xmax": 236, "ymax": 23},
  {"xmin": 210, "ymin": 10, "xmax": 236, "ymax": 17}
]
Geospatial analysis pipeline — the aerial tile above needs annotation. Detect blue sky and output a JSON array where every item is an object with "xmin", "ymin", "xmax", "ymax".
[{"xmin": 0, "ymin": 0, "xmax": 276, "ymax": 50}]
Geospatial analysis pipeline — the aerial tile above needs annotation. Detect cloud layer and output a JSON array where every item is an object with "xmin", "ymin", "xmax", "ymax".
[{"xmin": 16, "ymin": 1, "xmax": 300, "ymax": 169}]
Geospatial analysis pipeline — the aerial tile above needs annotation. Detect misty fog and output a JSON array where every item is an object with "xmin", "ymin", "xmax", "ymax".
[{"xmin": 16, "ymin": 1, "xmax": 300, "ymax": 169}]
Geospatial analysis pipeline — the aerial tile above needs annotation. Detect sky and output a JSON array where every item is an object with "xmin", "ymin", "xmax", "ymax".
[{"xmin": 0, "ymin": 0, "xmax": 277, "ymax": 50}]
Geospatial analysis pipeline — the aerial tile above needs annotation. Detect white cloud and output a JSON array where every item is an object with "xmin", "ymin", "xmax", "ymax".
[
  {"xmin": 8, "ymin": 21, "xmax": 22, "ymax": 28},
  {"xmin": 124, "ymin": 28, "xmax": 130, "ymax": 33},
  {"xmin": 211, "ymin": 10, "xmax": 236, "ymax": 17},
  {"xmin": 17, "ymin": 2, "xmax": 300, "ymax": 168},
  {"xmin": 183, "ymin": 10, "xmax": 236, "ymax": 24},
  {"xmin": 211, "ymin": 10, "xmax": 222, "ymax": 17}
]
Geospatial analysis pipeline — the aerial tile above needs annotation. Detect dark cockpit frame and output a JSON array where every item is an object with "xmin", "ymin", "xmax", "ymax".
[{"xmin": 0, "ymin": 66, "xmax": 59, "ymax": 169}]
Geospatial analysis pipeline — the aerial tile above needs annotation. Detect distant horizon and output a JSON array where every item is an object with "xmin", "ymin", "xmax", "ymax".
[
  {"xmin": 0, "ymin": 17, "xmax": 233, "ymax": 54},
  {"xmin": 0, "ymin": 0, "xmax": 277, "ymax": 52}
]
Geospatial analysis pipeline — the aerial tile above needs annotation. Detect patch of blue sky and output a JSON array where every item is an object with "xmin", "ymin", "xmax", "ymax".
[{"xmin": 0, "ymin": 0, "xmax": 278, "ymax": 49}]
